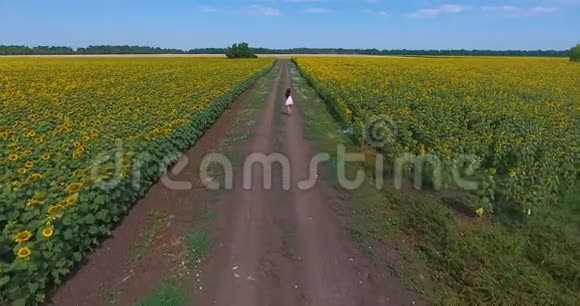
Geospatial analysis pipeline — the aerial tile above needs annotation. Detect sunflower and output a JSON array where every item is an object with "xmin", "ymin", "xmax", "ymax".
[
  {"xmin": 65, "ymin": 193, "xmax": 79, "ymax": 206},
  {"xmin": 66, "ymin": 182, "xmax": 83, "ymax": 193},
  {"xmin": 25, "ymin": 161, "xmax": 34, "ymax": 168},
  {"xmin": 73, "ymin": 169, "xmax": 85, "ymax": 177},
  {"xmin": 8, "ymin": 154, "xmax": 18, "ymax": 161},
  {"xmin": 17, "ymin": 247, "xmax": 32, "ymax": 259},
  {"xmin": 42, "ymin": 227, "xmax": 54, "ymax": 239},
  {"xmin": 23, "ymin": 150, "xmax": 32, "ymax": 156},
  {"xmin": 34, "ymin": 137, "xmax": 43, "ymax": 144},
  {"xmin": 47, "ymin": 205, "xmax": 63, "ymax": 218},
  {"xmin": 17, "ymin": 167, "xmax": 27, "ymax": 175},
  {"xmin": 26, "ymin": 199, "xmax": 42, "ymax": 208},
  {"xmin": 42, "ymin": 154, "xmax": 51, "ymax": 161},
  {"xmin": 74, "ymin": 142, "xmax": 81, "ymax": 148},
  {"xmin": 72, "ymin": 152, "xmax": 81, "ymax": 160},
  {"xmin": 14, "ymin": 230, "xmax": 33, "ymax": 243},
  {"xmin": 32, "ymin": 191, "xmax": 48, "ymax": 201},
  {"xmin": 82, "ymin": 135, "xmax": 90, "ymax": 142},
  {"xmin": 29, "ymin": 173, "xmax": 43, "ymax": 183}
]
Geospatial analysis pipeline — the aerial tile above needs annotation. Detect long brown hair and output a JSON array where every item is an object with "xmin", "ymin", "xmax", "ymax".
[{"xmin": 285, "ymin": 88, "xmax": 291, "ymax": 99}]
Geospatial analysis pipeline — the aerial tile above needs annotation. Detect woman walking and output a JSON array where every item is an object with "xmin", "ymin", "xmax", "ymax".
[{"xmin": 285, "ymin": 88, "xmax": 294, "ymax": 116}]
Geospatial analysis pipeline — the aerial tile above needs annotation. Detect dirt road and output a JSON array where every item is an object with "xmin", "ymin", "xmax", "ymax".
[
  {"xmin": 49, "ymin": 60, "xmax": 419, "ymax": 306},
  {"xmin": 197, "ymin": 60, "xmax": 417, "ymax": 306}
]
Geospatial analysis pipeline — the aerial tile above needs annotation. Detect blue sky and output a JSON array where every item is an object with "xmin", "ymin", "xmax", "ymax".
[{"xmin": 0, "ymin": 0, "xmax": 578, "ymax": 50}]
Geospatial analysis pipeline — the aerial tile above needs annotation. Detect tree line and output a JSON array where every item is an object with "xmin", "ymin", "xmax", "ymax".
[{"xmin": 0, "ymin": 44, "xmax": 571, "ymax": 57}]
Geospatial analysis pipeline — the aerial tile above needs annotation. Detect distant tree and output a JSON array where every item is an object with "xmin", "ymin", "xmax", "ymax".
[
  {"xmin": 0, "ymin": 44, "xmax": 572, "ymax": 57},
  {"xmin": 225, "ymin": 43, "xmax": 257, "ymax": 58},
  {"xmin": 570, "ymin": 44, "xmax": 580, "ymax": 62}
]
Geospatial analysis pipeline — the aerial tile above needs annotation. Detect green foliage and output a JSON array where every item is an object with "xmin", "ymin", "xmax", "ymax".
[
  {"xmin": 185, "ymin": 230, "xmax": 211, "ymax": 264},
  {"xmin": 294, "ymin": 57, "xmax": 580, "ymax": 304},
  {"xmin": 225, "ymin": 43, "xmax": 258, "ymax": 59},
  {"xmin": 0, "ymin": 59, "xmax": 274, "ymax": 305},
  {"xmin": 404, "ymin": 186, "xmax": 580, "ymax": 304},
  {"xmin": 136, "ymin": 280, "xmax": 188, "ymax": 306},
  {"xmin": 570, "ymin": 44, "xmax": 580, "ymax": 62},
  {"xmin": 294, "ymin": 57, "xmax": 578, "ymax": 216},
  {"xmin": 0, "ymin": 45, "xmax": 572, "ymax": 57}
]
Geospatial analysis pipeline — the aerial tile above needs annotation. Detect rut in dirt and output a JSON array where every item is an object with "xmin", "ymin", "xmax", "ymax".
[{"xmin": 198, "ymin": 60, "xmax": 419, "ymax": 306}]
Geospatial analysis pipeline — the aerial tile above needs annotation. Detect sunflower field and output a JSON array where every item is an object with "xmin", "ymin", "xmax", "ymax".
[
  {"xmin": 294, "ymin": 56, "xmax": 579, "ymax": 214},
  {"xmin": 0, "ymin": 57, "xmax": 273, "ymax": 304}
]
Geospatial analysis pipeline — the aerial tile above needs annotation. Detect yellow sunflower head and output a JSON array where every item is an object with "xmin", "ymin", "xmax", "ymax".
[
  {"xmin": 17, "ymin": 167, "xmax": 27, "ymax": 175},
  {"xmin": 65, "ymin": 193, "xmax": 79, "ymax": 206},
  {"xmin": 17, "ymin": 247, "xmax": 32, "ymax": 259},
  {"xmin": 74, "ymin": 142, "xmax": 81, "ymax": 148},
  {"xmin": 33, "ymin": 191, "xmax": 48, "ymax": 201},
  {"xmin": 29, "ymin": 173, "xmax": 43, "ymax": 183},
  {"xmin": 47, "ymin": 205, "xmax": 63, "ymax": 218},
  {"xmin": 42, "ymin": 153, "xmax": 51, "ymax": 161},
  {"xmin": 8, "ymin": 154, "xmax": 18, "ymax": 161},
  {"xmin": 23, "ymin": 150, "xmax": 32, "ymax": 156},
  {"xmin": 66, "ymin": 182, "xmax": 83, "ymax": 193},
  {"xmin": 14, "ymin": 230, "xmax": 33, "ymax": 243},
  {"xmin": 82, "ymin": 135, "xmax": 90, "ymax": 142},
  {"xmin": 42, "ymin": 227, "xmax": 54, "ymax": 239},
  {"xmin": 72, "ymin": 152, "xmax": 81, "ymax": 160},
  {"xmin": 25, "ymin": 161, "xmax": 34, "ymax": 168},
  {"xmin": 26, "ymin": 199, "xmax": 42, "ymax": 208},
  {"xmin": 34, "ymin": 137, "xmax": 43, "ymax": 144}
]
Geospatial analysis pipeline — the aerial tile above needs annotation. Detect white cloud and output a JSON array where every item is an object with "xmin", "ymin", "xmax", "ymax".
[
  {"xmin": 481, "ymin": 5, "xmax": 557, "ymax": 16},
  {"xmin": 362, "ymin": 8, "xmax": 388, "ymax": 16},
  {"xmin": 200, "ymin": 5, "xmax": 222, "ymax": 13},
  {"xmin": 251, "ymin": 5, "xmax": 282, "ymax": 16},
  {"xmin": 408, "ymin": 4, "xmax": 466, "ymax": 17},
  {"xmin": 304, "ymin": 7, "xmax": 331, "ymax": 13}
]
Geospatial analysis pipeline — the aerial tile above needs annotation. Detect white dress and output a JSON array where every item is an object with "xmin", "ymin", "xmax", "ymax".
[{"xmin": 285, "ymin": 96, "xmax": 294, "ymax": 106}]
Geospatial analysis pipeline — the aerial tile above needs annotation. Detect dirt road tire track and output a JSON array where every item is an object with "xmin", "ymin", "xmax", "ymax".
[
  {"xmin": 200, "ymin": 60, "xmax": 420, "ymax": 306},
  {"xmin": 49, "ymin": 59, "xmax": 420, "ymax": 306}
]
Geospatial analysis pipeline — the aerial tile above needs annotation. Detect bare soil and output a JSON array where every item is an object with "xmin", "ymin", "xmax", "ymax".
[{"xmin": 197, "ymin": 60, "xmax": 420, "ymax": 306}]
